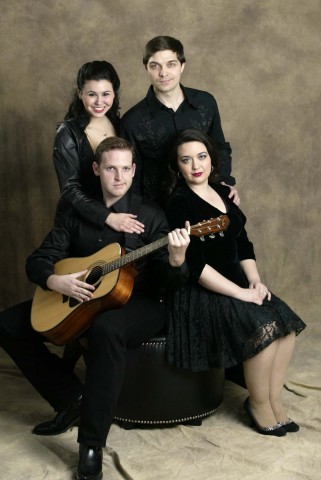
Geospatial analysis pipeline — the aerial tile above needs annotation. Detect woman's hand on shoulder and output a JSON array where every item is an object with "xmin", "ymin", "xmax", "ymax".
[
  {"xmin": 106, "ymin": 213, "xmax": 145, "ymax": 234},
  {"xmin": 168, "ymin": 221, "xmax": 190, "ymax": 267}
]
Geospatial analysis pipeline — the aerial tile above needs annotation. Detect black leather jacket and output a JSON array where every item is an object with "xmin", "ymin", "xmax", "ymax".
[{"xmin": 53, "ymin": 119, "xmax": 111, "ymax": 227}]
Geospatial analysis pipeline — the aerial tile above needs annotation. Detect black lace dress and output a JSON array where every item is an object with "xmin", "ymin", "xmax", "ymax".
[{"xmin": 165, "ymin": 183, "xmax": 306, "ymax": 372}]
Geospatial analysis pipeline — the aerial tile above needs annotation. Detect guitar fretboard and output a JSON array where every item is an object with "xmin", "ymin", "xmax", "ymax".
[
  {"xmin": 100, "ymin": 215, "xmax": 229, "ymax": 275},
  {"xmin": 102, "ymin": 237, "xmax": 168, "ymax": 275}
]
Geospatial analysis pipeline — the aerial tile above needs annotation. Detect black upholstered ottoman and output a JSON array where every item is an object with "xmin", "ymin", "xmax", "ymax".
[{"xmin": 113, "ymin": 334, "xmax": 225, "ymax": 429}]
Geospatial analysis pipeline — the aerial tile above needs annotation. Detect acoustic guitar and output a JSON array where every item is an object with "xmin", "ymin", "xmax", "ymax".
[{"xmin": 31, "ymin": 215, "xmax": 230, "ymax": 346}]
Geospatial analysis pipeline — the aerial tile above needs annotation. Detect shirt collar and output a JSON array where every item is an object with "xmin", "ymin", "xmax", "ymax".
[
  {"xmin": 145, "ymin": 84, "xmax": 198, "ymax": 112},
  {"xmin": 110, "ymin": 190, "xmax": 131, "ymax": 213}
]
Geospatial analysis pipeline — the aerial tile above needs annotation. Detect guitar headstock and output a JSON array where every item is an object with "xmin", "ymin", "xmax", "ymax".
[{"xmin": 189, "ymin": 215, "xmax": 230, "ymax": 238}]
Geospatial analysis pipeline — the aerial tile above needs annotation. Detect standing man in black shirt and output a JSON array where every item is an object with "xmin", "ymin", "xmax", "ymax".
[
  {"xmin": 120, "ymin": 35, "xmax": 239, "ymax": 205},
  {"xmin": 0, "ymin": 137, "xmax": 190, "ymax": 480}
]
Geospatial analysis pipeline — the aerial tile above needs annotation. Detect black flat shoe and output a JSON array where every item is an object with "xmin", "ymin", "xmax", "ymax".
[
  {"xmin": 278, "ymin": 418, "xmax": 300, "ymax": 432},
  {"xmin": 32, "ymin": 396, "xmax": 81, "ymax": 436},
  {"xmin": 76, "ymin": 444, "xmax": 103, "ymax": 480},
  {"xmin": 244, "ymin": 397, "xmax": 287, "ymax": 437}
]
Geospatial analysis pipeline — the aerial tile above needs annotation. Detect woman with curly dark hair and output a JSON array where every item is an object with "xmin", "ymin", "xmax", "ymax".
[
  {"xmin": 164, "ymin": 128, "xmax": 306, "ymax": 437},
  {"xmin": 54, "ymin": 60, "xmax": 144, "ymax": 234}
]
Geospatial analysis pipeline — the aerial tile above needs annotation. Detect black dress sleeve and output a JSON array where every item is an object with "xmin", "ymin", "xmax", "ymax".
[
  {"xmin": 165, "ymin": 191, "xmax": 207, "ymax": 283},
  {"xmin": 135, "ymin": 200, "xmax": 190, "ymax": 294}
]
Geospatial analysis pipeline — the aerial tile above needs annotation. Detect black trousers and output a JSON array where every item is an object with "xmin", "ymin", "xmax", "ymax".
[{"xmin": 0, "ymin": 294, "xmax": 166, "ymax": 447}]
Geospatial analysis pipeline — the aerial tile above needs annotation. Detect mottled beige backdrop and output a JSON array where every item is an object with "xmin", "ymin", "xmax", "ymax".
[{"xmin": 0, "ymin": 1, "xmax": 320, "ymax": 322}]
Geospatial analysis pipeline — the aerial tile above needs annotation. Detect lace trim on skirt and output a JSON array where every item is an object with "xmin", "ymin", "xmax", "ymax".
[{"xmin": 166, "ymin": 285, "xmax": 306, "ymax": 372}]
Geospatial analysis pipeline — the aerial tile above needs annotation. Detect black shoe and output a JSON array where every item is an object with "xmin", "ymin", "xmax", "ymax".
[
  {"xmin": 278, "ymin": 418, "xmax": 300, "ymax": 432},
  {"xmin": 244, "ymin": 397, "xmax": 287, "ymax": 437},
  {"xmin": 76, "ymin": 444, "xmax": 103, "ymax": 480},
  {"xmin": 32, "ymin": 396, "xmax": 81, "ymax": 436}
]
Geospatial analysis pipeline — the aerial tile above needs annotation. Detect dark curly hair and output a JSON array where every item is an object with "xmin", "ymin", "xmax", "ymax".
[
  {"xmin": 163, "ymin": 128, "xmax": 221, "ymax": 199},
  {"xmin": 64, "ymin": 60, "xmax": 120, "ymax": 128}
]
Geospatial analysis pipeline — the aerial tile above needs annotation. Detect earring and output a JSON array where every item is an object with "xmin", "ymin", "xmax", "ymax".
[
  {"xmin": 177, "ymin": 171, "xmax": 182, "ymax": 179},
  {"xmin": 211, "ymin": 166, "xmax": 214, "ymax": 173}
]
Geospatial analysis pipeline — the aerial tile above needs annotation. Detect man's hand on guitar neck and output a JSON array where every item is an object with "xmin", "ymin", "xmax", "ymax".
[
  {"xmin": 168, "ymin": 222, "xmax": 190, "ymax": 267},
  {"xmin": 46, "ymin": 270, "xmax": 95, "ymax": 303}
]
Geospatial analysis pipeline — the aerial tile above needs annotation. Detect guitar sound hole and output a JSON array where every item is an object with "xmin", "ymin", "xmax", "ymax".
[{"xmin": 86, "ymin": 266, "xmax": 103, "ymax": 286}]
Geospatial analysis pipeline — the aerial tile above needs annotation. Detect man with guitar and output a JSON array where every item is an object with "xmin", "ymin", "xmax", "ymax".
[{"xmin": 0, "ymin": 136, "xmax": 190, "ymax": 480}]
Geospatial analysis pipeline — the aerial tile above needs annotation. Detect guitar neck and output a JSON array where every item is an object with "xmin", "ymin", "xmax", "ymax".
[
  {"xmin": 101, "ymin": 214, "xmax": 230, "ymax": 276},
  {"xmin": 103, "ymin": 236, "xmax": 169, "ymax": 275}
]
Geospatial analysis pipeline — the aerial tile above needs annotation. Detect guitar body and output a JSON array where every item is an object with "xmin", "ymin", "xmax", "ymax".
[
  {"xmin": 31, "ymin": 243, "xmax": 135, "ymax": 346},
  {"xmin": 31, "ymin": 216, "xmax": 230, "ymax": 347}
]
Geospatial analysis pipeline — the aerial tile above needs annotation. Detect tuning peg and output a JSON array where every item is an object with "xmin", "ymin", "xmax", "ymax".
[
  {"xmin": 219, "ymin": 232, "xmax": 224, "ymax": 237},
  {"xmin": 200, "ymin": 236, "xmax": 205, "ymax": 242},
  {"xmin": 209, "ymin": 234, "xmax": 215, "ymax": 239}
]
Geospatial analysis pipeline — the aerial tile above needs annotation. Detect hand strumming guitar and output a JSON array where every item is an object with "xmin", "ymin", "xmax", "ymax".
[{"xmin": 46, "ymin": 270, "xmax": 95, "ymax": 303}]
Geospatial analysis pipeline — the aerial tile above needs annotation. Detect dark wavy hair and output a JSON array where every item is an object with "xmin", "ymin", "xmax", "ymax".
[
  {"xmin": 163, "ymin": 129, "xmax": 221, "ymax": 199},
  {"xmin": 64, "ymin": 60, "xmax": 120, "ymax": 128},
  {"xmin": 143, "ymin": 36, "xmax": 186, "ymax": 67}
]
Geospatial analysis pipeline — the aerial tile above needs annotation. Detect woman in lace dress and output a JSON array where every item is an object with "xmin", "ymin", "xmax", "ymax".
[{"xmin": 164, "ymin": 128, "xmax": 306, "ymax": 437}]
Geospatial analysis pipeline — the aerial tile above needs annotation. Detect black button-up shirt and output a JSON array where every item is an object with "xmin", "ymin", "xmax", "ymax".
[
  {"xmin": 120, "ymin": 85, "xmax": 234, "ymax": 202},
  {"xmin": 26, "ymin": 193, "xmax": 188, "ymax": 297}
]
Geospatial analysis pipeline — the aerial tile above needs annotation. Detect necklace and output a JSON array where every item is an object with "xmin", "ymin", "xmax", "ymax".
[{"xmin": 85, "ymin": 127, "xmax": 111, "ymax": 138}]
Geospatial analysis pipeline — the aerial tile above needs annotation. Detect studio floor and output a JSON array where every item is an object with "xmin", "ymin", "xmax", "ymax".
[{"xmin": 1, "ymin": 303, "xmax": 320, "ymax": 480}]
